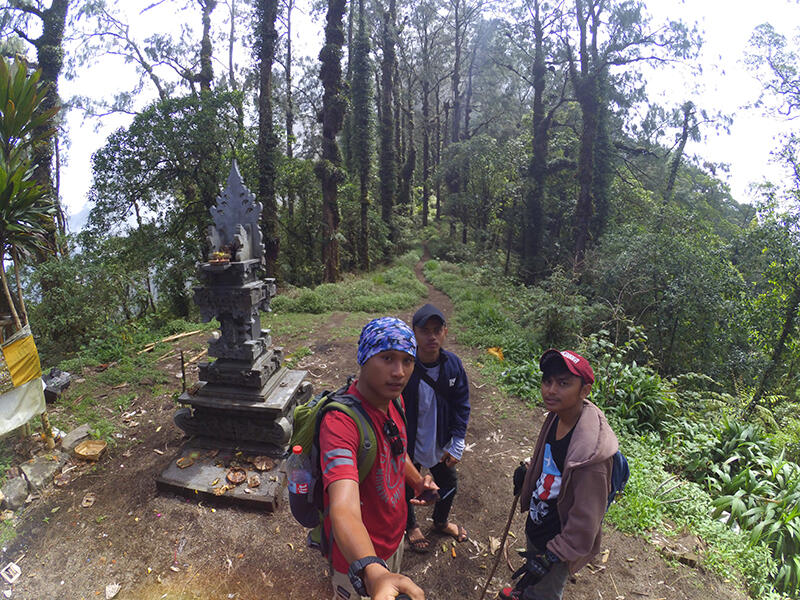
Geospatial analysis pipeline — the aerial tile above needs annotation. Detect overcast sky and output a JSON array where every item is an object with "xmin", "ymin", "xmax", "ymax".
[{"xmin": 57, "ymin": 0, "xmax": 800, "ymax": 232}]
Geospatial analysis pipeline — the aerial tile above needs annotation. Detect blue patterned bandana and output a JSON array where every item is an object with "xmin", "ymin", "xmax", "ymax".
[{"xmin": 357, "ymin": 317, "xmax": 416, "ymax": 366}]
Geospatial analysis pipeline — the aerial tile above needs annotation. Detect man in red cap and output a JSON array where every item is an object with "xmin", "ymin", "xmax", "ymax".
[{"xmin": 510, "ymin": 349, "xmax": 619, "ymax": 600}]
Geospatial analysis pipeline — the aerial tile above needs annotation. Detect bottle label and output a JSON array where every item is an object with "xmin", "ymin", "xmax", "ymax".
[{"xmin": 288, "ymin": 481, "xmax": 308, "ymax": 495}]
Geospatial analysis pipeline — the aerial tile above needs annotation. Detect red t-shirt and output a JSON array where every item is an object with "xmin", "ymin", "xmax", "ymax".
[{"xmin": 319, "ymin": 382, "xmax": 408, "ymax": 573}]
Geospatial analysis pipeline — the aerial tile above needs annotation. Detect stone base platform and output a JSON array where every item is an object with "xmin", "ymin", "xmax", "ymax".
[{"xmin": 156, "ymin": 440, "xmax": 286, "ymax": 511}]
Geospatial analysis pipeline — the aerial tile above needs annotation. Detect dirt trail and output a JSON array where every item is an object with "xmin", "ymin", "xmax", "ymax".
[{"xmin": 1, "ymin": 259, "xmax": 747, "ymax": 600}]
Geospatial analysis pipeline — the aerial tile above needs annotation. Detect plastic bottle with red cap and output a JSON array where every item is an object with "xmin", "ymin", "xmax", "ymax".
[{"xmin": 286, "ymin": 444, "xmax": 315, "ymax": 527}]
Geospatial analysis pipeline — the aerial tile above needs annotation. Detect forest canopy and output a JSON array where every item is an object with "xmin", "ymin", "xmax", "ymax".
[{"xmin": 0, "ymin": 0, "xmax": 798, "ymax": 425}]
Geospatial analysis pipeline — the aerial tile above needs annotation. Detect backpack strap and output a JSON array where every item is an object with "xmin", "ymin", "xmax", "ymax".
[
  {"xmin": 313, "ymin": 391, "xmax": 378, "ymax": 484},
  {"xmin": 415, "ymin": 353, "xmax": 448, "ymax": 397},
  {"xmin": 392, "ymin": 395, "xmax": 407, "ymax": 427},
  {"xmin": 324, "ymin": 395, "xmax": 379, "ymax": 482}
]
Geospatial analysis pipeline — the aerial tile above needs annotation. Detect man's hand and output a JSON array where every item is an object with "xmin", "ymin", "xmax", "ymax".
[
  {"xmin": 513, "ymin": 462, "xmax": 527, "ymax": 496},
  {"xmin": 512, "ymin": 549, "xmax": 561, "ymax": 580},
  {"xmin": 364, "ymin": 564, "xmax": 425, "ymax": 599},
  {"xmin": 409, "ymin": 474, "xmax": 439, "ymax": 506},
  {"xmin": 440, "ymin": 451, "xmax": 460, "ymax": 467}
]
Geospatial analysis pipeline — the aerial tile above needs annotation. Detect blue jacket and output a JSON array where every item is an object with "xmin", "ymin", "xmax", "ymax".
[{"xmin": 403, "ymin": 348, "xmax": 470, "ymax": 460}]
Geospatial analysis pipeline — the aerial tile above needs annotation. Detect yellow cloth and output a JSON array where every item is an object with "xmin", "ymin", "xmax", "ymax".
[{"xmin": 2, "ymin": 334, "xmax": 42, "ymax": 387}]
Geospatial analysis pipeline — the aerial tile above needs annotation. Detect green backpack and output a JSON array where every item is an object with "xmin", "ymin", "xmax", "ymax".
[{"xmin": 288, "ymin": 384, "xmax": 406, "ymax": 556}]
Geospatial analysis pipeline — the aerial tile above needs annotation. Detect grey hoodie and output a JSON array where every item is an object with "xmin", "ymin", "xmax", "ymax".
[{"xmin": 519, "ymin": 399, "xmax": 619, "ymax": 574}]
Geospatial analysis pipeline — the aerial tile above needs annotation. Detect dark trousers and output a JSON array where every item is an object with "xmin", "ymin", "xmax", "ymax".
[{"xmin": 406, "ymin": 461, "xmax": 458, "ymax": 530}]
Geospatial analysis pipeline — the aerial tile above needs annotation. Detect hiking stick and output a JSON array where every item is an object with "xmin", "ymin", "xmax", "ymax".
[{"xmin": 478, "ymin": 492, "xmax": 520, "ymax": 600}]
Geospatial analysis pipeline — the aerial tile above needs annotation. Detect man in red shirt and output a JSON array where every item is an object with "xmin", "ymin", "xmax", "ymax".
[{"xmin": 320, "ymin": 317, "xmax": 438, "ymax": 600}]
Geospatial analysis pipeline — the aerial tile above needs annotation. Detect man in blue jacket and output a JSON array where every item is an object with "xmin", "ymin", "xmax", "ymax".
[{"xmin": 404, "ymin": 303, "xmax": 471, "ymax": 552}]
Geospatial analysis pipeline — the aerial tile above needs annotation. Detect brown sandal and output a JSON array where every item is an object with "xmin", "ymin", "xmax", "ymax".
[{"xmin": 406, "ymin": 529, "xmax": 431, "ymax": 553}]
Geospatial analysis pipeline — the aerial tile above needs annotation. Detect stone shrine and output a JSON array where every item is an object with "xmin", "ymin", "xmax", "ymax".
[{"xmin": 157, "ymin": 162, "xmax": 311, "ymax": 510}]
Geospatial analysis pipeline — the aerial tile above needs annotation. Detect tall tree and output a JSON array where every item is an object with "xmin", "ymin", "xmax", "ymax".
[
  {"xmin": 8, "ymin": 0, "xmax": 70, "ymax": 250},
  {"xmin": 742, "ymin": 24, "xmax": 800, "ymax": 413},
  {"xmin": 350, "ymin": 0, "xmax": 373, "ymax": 270},
  {"xmin": 378, "ymin": 0, "xmax": 398, "ymax": 248},
  {"xmin": 412, "ymin": 1, "xmax": 445, "ymax": 227},
  {"xmin": 396, "ymin": 46, "xmax": 416, "ymax": 216},
  {"xmin": 514, "ymin": 0, "xmax": 567, "ymax": 281},
  {"xmin": 316, "ymin": 0, "xmax": 347, "ymax": 282},
  {"xmin": 564, "ymin": 0, "xmax": 698, "ymax": 268},
  {"xmin": 255, "ymin": 0, "xmax": 281, "ymax": 277},
  {"xmin": 443, "ymin": 0, "xmax": 484, "ymax": 228}
]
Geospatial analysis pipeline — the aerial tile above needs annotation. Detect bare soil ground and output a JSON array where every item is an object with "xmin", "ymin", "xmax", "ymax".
[{"xmin": 0, "ymin": 261, "xmax": 749, "ymax": 600}]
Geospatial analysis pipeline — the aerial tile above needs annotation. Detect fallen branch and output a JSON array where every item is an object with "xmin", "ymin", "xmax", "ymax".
[
  {"xmin": 656, "ymin": 496, "xmax": 690, "ymax": 505},
  {"xmin": 503, "ymin": 537, "xmax": 513, "ymax": 571},
  {"xmin": 653, "ymin": 474, "xmax": 678, "ymax": 493},
  {"xmin": 187, "ymin": 349, "xmax": 208, "ymax": 364},
  {"xmin": 655, "ymin": 480, "xmax": 684, "ymax": 498},
  {"xmin": 137, "ymin": 329, "xmax": 203, "ymax": 354}
]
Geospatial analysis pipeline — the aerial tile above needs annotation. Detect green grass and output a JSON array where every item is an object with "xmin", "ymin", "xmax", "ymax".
[
  {"xmin": 0, "ymin": 521, "xmax": 16, "ymax": 545},
  {"xmin": 332, "ymin": 312, "xmax": 382, "ymax": 340},
  {"xmin": 270, "ymin": 263, "xmax": 426, "ymax": 315},
  {"xmin": 284, "ymin": 346, "xmax": 312, "ymax": 369},
  {"xmin": 261, "ymin": 312, "xmax": 329, "ymax": 338},
  {"xmin": 0, "ymin": 444, "xmax": 14, "ymax": 486}
]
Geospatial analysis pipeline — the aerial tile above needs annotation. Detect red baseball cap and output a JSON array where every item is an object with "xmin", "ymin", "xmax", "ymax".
[{"xmin": 539, "ymin": 349, "xmax": 595, "ymax": 384}]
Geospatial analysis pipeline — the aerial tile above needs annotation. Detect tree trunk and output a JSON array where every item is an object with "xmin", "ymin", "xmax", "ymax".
[
  {"xmin": 397, "ymin": 83, "xmax": 415, "ymax": 214},
  {"xmin": 0, "ymin": 249, "xmax": 21, "ymax": 331},
  {"xmin": 10, "ymin": 246, "xmax": 28, "ymax": 326},
  {"xmin": 522, "ymin": 0, "xmax": 549, "ymax": 283},
  {"xmin": 317, "ymin": 0, "xmax": 348, "ymax": 282},
  {"xmin": 195, "ymin": 0, "xmax": 220, "ymax": 244},
  {"xmin": 198, "ymin": 0, "xmax": 217, "ymax": 92},
  {"xmin": 421, "ymin": 75, "xmax": 431, "ymax": 227},
  {"xmin": 590, "ymin": 72, "xmax": 611, "ymax": 242},
  {"xmin": 463, "ymin": 33, "xmax": 479, "ymax": 141},
  {"xmin": 504, "ymin": 197, "xmax": 517, "ymax": 275},
  {"xmin": 228, "ymin": 0, "xmax": 245, "ymax": 148},
  {"xmin": 54, "ymin": 134, "xmax": 65, "ymax": 247},
  {"xmin": 22, "ymin": 0, "xmax": 69, "ymax": 256},
  {"xmin": 450, "ymin": 0, "xmax": 462, "ymax": 146},
  {"xmin": 435, "ymin": 82, "xmax": 442, "ymax": 221},
  {"xmin": 663, "ymin": 101, "xmax": 694, "ymax": 205},
  {"xmin": 420, "ymin": 16, "xmax": 431, "ymax": 227},
  {"xmin": 394, "ymin": 60, "xmax": 403, "ymax": 191},
  {"xmin": 351, "ymin": 0, "xmax": 372, "ymax": 270},
  {"xmin": 744, "ymin": 283, "xmax": 800, "ymax": 416},
  {"xmin": 343, "ymin": 0, "xmax": 355, "ymax": 172},
  {"xmin": 256, "ymin": 0, "xmax": 281, "ymax": 278},
  {"xmin": 570, "ymin": 0, "xmax": 599, "ymax": 269},
  {"xmin": 284, "ymin": 0, "xmax": 297, "ymax": 276},
  {"xmin": 379, "ymin": 1, "xmax": 398, "ymax": 249}
]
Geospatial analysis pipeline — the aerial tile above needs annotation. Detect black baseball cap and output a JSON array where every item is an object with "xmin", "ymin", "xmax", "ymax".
[{"xmin": 412, "ymin": 303, "xmax": 446, "ymax": 328}]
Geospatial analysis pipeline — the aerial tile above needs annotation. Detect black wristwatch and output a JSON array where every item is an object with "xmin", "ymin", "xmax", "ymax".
[{"xmin": 348, "ymin": 555, "xmax": 388, "ymax": 596}]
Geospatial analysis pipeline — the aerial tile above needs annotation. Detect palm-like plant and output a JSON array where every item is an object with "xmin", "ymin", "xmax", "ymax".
[{"xmin": 0, "ymin": 57, "xmax": 58, "ymax": 331}]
